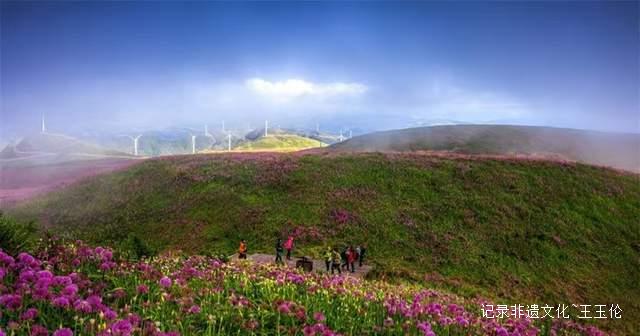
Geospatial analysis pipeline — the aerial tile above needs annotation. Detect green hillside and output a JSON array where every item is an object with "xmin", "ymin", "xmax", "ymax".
[
  {"xmin": 235, "ymin": 134, "xmax": 324, "ymax": 151},
  {"xmin": 9, "ymin": 152, "xmax": 640, "ymax": 333}
]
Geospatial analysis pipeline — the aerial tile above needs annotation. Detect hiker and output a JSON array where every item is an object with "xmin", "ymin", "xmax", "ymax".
[
  {"xmin": 238, "ymin": 239, "xmax": 247, "ymax": 259},
  {"xmin": 347, "ymin": 246, "xmax": 357, "ymax": 273},
  {"xmin": 340, "ymin": 246, "xmax": 349, "ymax": 271},
  {"xmin": 323, "ymin": 246, "xmax": 333, "ymax": 272},
  {"xmin": 355, "ymin": 246, "xmax": 362, "ymax": 266},
  {"xmin": 275, "ymin": 238, "xmax": 284, "ymax": 264},
  {"xmin": 284, "ymin": 235, "xmax": 294, "ymax": 260},
  {"xmin": 358, "ymin": 245, "xmax": 366, "ymax": 267},
  {"xmin": 331, "ymin": 249, "xmax": 342, "ymax": 274},
  {"xmin": 347, "ymin": 246, "xmax": 358, "ymax": 273}
]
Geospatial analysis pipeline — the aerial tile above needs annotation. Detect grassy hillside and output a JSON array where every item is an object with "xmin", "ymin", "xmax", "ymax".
[
  {"xmin": 332, "ymin": 125, "xmax": 640, "ymax": 172},
  {"xmin": 235, "ymin": 134, "xmax": 324, "ymax": 151},
  {"xmin": 9, "ymin": 152, "xmax": 640, "ymax": 333}
]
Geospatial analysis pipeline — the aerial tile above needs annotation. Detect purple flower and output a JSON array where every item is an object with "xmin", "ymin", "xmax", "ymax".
[
  {"xmin": 36, "ymin": 270, "xmax": 53, "ymax": 279},
  {"xmin": 21, "ymin": 308, "xmax": 38, "ymax": 320},
  {"xmin": 188, "ymin": 305, "xmax": 201, "ymax": 314},
  {"xmin": 87, "ymin": 294, "xmax": 102, "ymax": 308},
  {"xmin": 52, "ymin": 296, "xmax": 71, "ymax": 308},
  {"xmin": 30, "ymin": 324, "xmax": 49, "ymax": 336},
  {"xmin": 313, "ymin": 312, "xmax": 326, "ymax": 322},
  {"xmin": 102, "ymin": 307, "xmax": 117, "ymax": 320},
  {"xmin": 0, "ymin": 294, "xmax": 22, "ymax": 310},
  {"xmin": 17, "ymin": 252, "xmax": 36, "ymax": 265},
  {"xmin": 136, "ymin": 284, "xmax": 149, "ymax": 294},
  {"xmin": 62, "ymin": 284, "xmax": 79, "ymax": 296},
  {"xmin": 53, "ymin": 275, "xmax": 72, "ymax": 286},
  {"xmin": 277, "ymin": 301, "xmax": 292, "ymax": 314},
  {"xmin": 74, "ymin": 299, "xmax": 93, "ymax": 313},
  {"xmin": 53, "ymin": 328, "xmax": 73, "ymax": 336},
  {"xmin": 159, "ymin": 276, "xmax": 172, "ymax": 288},
  {"xmin": 110, "ymin": 319, "xmax": 133, "ymax": 336}
]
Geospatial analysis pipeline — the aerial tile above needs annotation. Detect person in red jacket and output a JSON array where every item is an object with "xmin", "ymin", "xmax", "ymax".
[
  {"xmin": 284, "ymin": 235, "xmax": 294, "ymax": 260},
  {"xmin": 347, "ymin": 245, "xmax": 357, "ymax": 273}
]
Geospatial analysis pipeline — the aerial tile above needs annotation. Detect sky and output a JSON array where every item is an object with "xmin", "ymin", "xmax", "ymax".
[{"xmin": 1, "ymin": 1, "xmax": 638, "ymax": 138}]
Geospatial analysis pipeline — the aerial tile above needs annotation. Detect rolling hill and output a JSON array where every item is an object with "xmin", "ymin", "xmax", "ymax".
[
  {"xmin": 7, "ymin": 151, "xmax": 640, "ymax": 333},
  {"xmin": 234, "ymin": 134, "xmax": 325, "ymax": 152},
  {"xmin": 331, "ymin": 125, "xmax": 640, "ymax": 172}
]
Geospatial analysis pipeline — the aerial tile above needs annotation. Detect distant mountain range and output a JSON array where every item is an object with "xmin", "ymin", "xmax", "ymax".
[{"xmin": 331, "ymin": 125, "xmax": 640, "ymax": 172}]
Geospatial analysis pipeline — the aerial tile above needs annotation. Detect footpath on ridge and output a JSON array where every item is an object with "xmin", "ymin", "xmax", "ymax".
[{"xmin": 231, "ymin": 253, "xmax": 373, "ymax": 278}]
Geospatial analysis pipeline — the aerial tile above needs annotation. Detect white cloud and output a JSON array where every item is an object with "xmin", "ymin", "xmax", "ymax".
[{"xmin": 245, "ymin": 78, "xmax": 367, "ymax": 101}]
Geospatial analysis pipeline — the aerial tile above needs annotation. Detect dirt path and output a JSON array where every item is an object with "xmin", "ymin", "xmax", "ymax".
[{"xmin": 231, "ymin": 253, "xmax": 373, "ymax": 278}]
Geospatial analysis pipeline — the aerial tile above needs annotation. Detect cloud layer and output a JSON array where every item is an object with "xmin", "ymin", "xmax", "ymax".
[{"xmin": 245, "ymin": 78, "xmax": 367, "ymax": 101}]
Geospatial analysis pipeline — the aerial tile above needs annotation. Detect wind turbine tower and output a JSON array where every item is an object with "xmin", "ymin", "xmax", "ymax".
[
  {"xmin": 204, "ymin": 124, "xmax": 211, "ymax": 137},
  {"xmin": 338, "ymin": 129, "xmax": 344, "ymax": 142},
  {"xmin": 349, "ymin": 129, "xmax": 353, "ymax": 138},
  {"xmin": 264, "ymin": 120, "xmax": 269, "ymax": 137},
  {"xmin": 191, "ymin": 134, "xmax": 197, "ymax": 154},
  {"xmin": 41, "ymin": 114, "xmax": 47, "ymax": 133},
  {"xmin": 227, "ymin": 133, "xmax": 232, "ymax": 152}
]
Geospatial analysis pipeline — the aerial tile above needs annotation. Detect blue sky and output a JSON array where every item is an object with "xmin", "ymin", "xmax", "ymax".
[{"xmin": 1, "ymin": 1, "xmax": 638, "ymax": 136}]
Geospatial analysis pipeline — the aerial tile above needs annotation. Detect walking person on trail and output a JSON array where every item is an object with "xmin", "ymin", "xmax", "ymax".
[
  {"xmin": 275, "ymin": 238, "xmax": 284, "ymax": 264},
  {"xmin": 347, "ymin": 246, "xmax": 357, "ymax": 273},
  {"xmin": 358, "ymin": 245, "xmax": 366, "ymax": 267},
  {"xmin": 284, "ymin": 235, "xmax": 294, "ymax": 260},
  {"xmin": 323, "ymin": 246, "xmax": 333, "ymax": 272},
  {"xmin": 238, "ymin": 239, "xmax": 247, "ymax": 259},
  {"xmin": 331, "ymin": 249, "xmax": 342, "ymax": 275},
  {"xmin": 340, "ymin": 246, "xmax": 349, "ymax": 271}
]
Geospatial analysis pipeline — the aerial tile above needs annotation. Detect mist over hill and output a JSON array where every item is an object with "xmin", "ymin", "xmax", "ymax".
[{"xmin": 331, "ymin": 125, "xmax": 640, "ymax": 172}]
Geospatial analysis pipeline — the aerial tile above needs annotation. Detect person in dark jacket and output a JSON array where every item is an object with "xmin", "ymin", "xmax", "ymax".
[
  {"xmin": 323, "ymin": 246, "xmax": 333, "ymax": 272},
  {"xmin": 358, "ymin": 245, "xmax": 366, "ymax": 267},
  {"xmin": 340, "ymin": 246, "xmax": 348, "ymax": 271},
  {"xmin": 275, "ymin": 238, "xmax": 284, "ymax": 264}
]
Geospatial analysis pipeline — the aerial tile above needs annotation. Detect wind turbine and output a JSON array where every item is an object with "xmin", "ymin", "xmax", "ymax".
[
  {"xmin": 264, "ymin": 120, "xmax": 269, "ymax": 137},
  {"xmin": 227, "ymin": 133, "xmax": 232, "ymax": 152},
  {"xmin": 204, "ymin": 124, "xmax": 211, "ymax": 137},
  {"xmin": 121, "ymin": 135, "xmax": 142, "ymax": 156},
  {"xmin": 349, "ymin": 129, "xmax": 353, "ymax": 139},
  {"xmin": 41, "ymin": 114, "xmax": 47, "ymax": 133},
  {"xmin": 191, "ymin": 134, "xmax": 197, "ymax": 154},
  {"xmin": 338, "ymin": 129, "xmax": 345, "ymax": 142}
]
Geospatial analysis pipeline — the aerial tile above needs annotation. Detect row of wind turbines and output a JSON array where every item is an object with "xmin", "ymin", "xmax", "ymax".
[
  {"xmin": 38, "ymin": 115, "xmax": 352, "ymax": 157},
  {"xmin": 121, "ymin": 120, "xmax": 273, "ymax": 156}
]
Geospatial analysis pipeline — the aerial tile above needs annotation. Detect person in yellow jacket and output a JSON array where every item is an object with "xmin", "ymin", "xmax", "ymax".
[
  {"xmin": 331, "ymin": 249, "xmax": 342, "ymax": 274},
  {"xmin": 238, "ymin": 239, "xmax": 247, "ymax": 259}
]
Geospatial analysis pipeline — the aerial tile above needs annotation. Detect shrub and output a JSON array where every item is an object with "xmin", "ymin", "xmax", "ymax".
[{"xmin": 0, "ymin": 211, "xmax": 37, "ymax": 255}]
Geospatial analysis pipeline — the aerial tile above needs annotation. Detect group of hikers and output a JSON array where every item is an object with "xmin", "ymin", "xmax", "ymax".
[
  {"xmin": 237, "ymin": 236, "xmax": 367, "ymax": 274},
  {"xmin": 323, "ymin": 245, "xmax": 366, "ymax": 274},
  {"xmin": 274, "ymin": 235, "xmax": 295, "ymax": 264}
]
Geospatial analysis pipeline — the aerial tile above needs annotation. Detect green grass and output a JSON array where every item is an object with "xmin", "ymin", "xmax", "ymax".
[
  {"xmin": 235, "ymin": 134, "xmax": 324, "ymax": 151},
  {"xmin": 9, "ymin": 152, "xmax": 640, "ymax": 333}
]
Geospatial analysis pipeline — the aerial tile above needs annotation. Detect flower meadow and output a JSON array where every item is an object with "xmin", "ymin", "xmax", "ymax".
[{"xmin": 0, "ymin": 239, "xmax": 608, "ymax": 336}]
